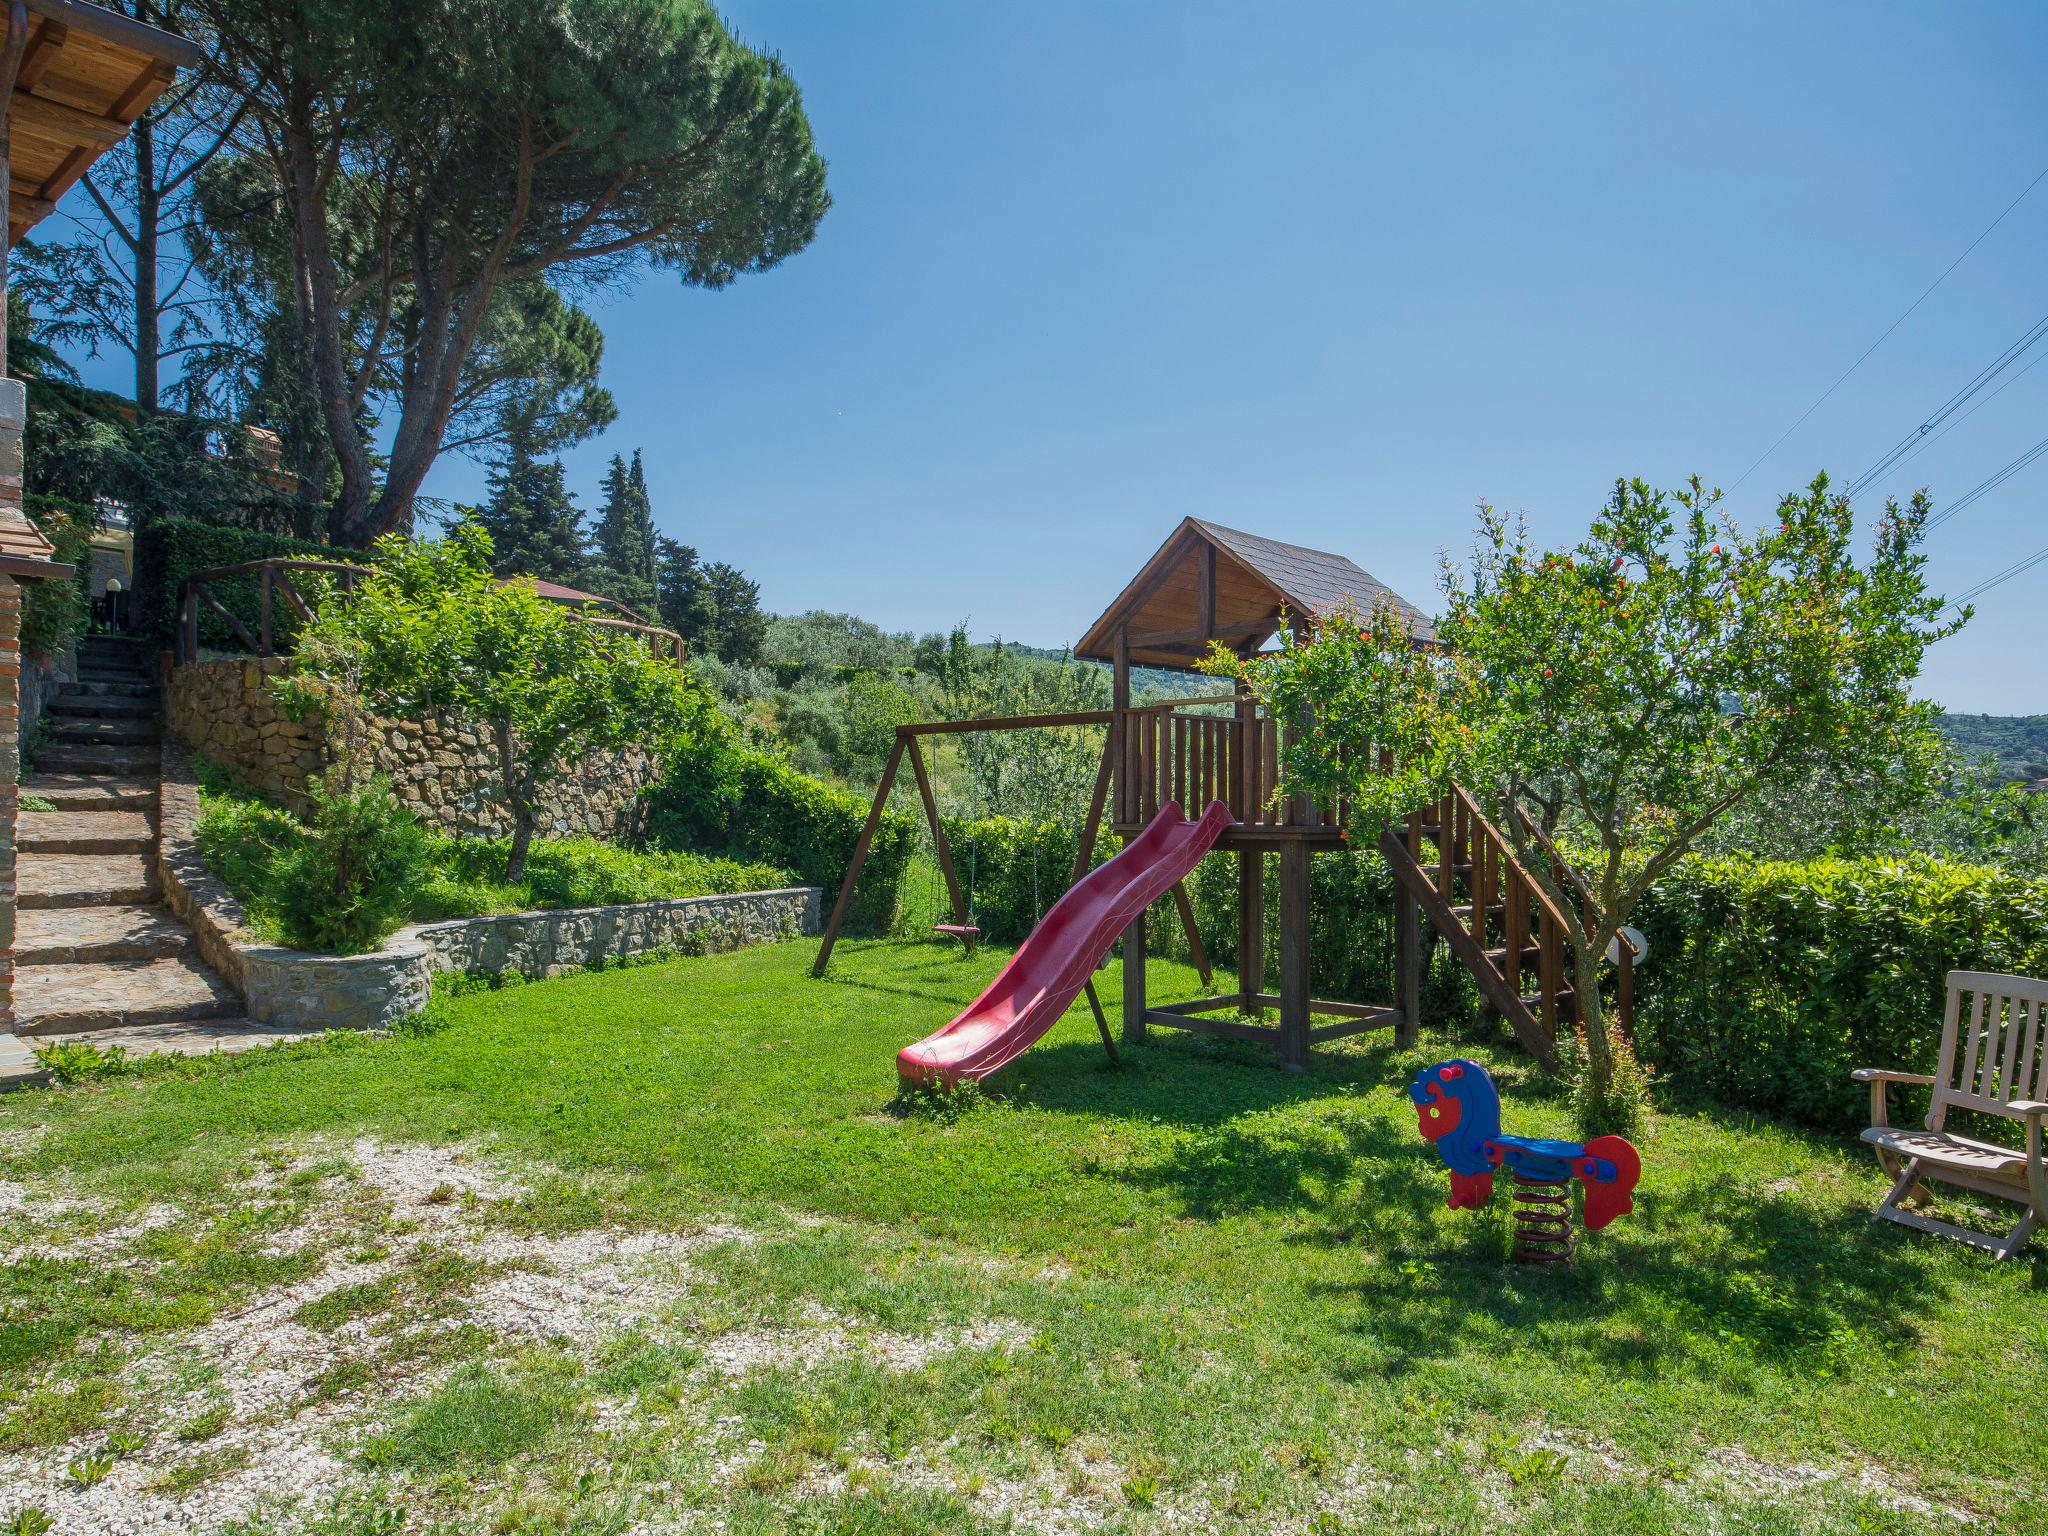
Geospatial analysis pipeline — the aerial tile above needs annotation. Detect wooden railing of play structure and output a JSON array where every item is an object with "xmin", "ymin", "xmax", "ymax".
[
  {"xmin": 1114, "ymin": 695, "xmax": 1352, "ymax": 833},
  {"xmin": 172, "ymin": 558, "xmax": 686, "ymax": 668}
]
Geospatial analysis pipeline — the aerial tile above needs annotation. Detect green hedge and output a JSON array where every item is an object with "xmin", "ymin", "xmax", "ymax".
[
  {"xmin": 134, "ymin": 517, "xmax": 354, "ymax": 647},
  {"xmin": 642, "ymin": 742, "xmax": 917, "ymax": 934},
  {"xmin": 21, "ymin": 494, "xmax": 93, "ymax": 663},
  {"xmin": 1629, "ymin": 855, "xmax": 2048, "ymax": 1129}
]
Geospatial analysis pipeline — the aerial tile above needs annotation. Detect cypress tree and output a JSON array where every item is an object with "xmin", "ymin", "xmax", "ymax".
[{"xmin": 471, "ymin": 411, "xmax": 585, "ymax": 581}]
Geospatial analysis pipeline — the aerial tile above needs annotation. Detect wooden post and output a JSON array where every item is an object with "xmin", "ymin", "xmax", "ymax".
[
  {"xmin": 259, "ymin": 566, "xmax": 273, "ymax": 654},
  {"xmin": 1278, "ymin": 841, "xmax": 1311, "ymax": 1071},
  {"xmin": 1121, "ymin": 880, "xmax": 1147, "ymax": 1047},
  {"xmin": 1238, "ymin": 846, "xmax": 1264, "ymax": 1016},
  {"xmin": 1394, "ymin": 867, "xmax": 1421, "ymax": 1046},
  {"xmin": 812, "ymin": 735, "xmax": 907, "ymax": 976},
  {"xmin": 1112, "ymin": 626, "xmax": 1131, "ymax": 823},
  {"xmin": 906, "ymin": 735, "xmax": 971, "ymax": 945}
]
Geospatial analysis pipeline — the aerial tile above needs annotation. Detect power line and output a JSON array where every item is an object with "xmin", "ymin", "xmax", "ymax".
[
  {"xmin": 1862, "ymin": 344, "xmax": 2048, "ymax": 496},
  {"xmin": 1950, "ymin": 539, "xmax": 2048, "ymax": 610},
  {"xmin": 1847, "ymin": 310, "xmax": 2048, "ymax": 498},
  {"xmin": 1729, "ymin": 160, "xmax": 2048, "ymax": 493},
  {"xmin": 1925, "ymin": 431, "xmax": 2048, "ymax": 532}
]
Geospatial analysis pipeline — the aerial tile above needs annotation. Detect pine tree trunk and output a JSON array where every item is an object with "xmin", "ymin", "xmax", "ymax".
[{"xmin": 132, "ymin": 118, "xmax": 160, "ymax": 412}]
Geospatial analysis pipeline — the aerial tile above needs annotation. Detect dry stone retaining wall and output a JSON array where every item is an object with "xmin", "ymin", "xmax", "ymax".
[
  {"xmin": 163, "ymin": 655, "xmax": 657, "ymax": 839},
  {"xmin": 156, "ymin": 745, "xmax": 819, "ymax": 1032}
]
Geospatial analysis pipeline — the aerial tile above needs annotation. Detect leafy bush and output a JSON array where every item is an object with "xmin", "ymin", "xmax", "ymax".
[
  {"xmin": 19, "ymin": 495, "xmax": 92, "ymax": 663},
  {"xmin": 268, "ymin": 774, "xmax": 432, "ymax": 953},
  {"xmin": 194, "ymin": 756, "xmax": 790, "ymax": 951},
  {"xmin": 30, "ymin": 1040, "xmax": 130, "ymax": 1085},
  {"xmin": 642, "ymin": 740, "xmax": 914, "ymax": 932},
  {"xmin": 133, "ymin": 516, "xmax": 352, "ymax": 647},
  {"xmin": 1629, "ymin": 854, "xmax": 2048, "ymax": 1128},
  {"xmin": 416, "ymin": 835, "xmax": 786, "ymax": 918}
]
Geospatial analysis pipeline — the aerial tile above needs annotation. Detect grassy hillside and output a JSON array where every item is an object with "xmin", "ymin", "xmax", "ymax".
[{"xmin": 1939, "ymin": 713, "xmax": 2048, "ymax": 783}]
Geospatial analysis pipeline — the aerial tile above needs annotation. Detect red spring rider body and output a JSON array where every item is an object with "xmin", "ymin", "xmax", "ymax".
[{"xmin": 1409, "ymin": 1058, "xmax": 1641, "ymax": 1233}]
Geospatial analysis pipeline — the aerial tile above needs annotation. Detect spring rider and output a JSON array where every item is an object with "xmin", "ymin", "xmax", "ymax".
[{"xmin": 1409, "ymin": 1058, "xmax": 1641, "ymax": 1263}]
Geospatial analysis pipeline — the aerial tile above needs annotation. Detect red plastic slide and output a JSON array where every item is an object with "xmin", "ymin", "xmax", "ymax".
[{"xmin": 897, "ymin": 800, "xmax": 1235, "ymax": 1086}]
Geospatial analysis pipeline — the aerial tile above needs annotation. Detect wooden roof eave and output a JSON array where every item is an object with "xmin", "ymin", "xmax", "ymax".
[
  {"xmin": 5, "ymin": 0, "xmax": 197, "ymax": 243},
  {"xmin": 1076, "ymin": 519, "xmax": 1295, "ymax": 670}
]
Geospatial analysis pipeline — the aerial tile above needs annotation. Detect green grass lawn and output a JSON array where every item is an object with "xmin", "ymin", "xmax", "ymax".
[{"xmin": 1, "ymin": 938, "xmax": 2041, "ymax": 1535}]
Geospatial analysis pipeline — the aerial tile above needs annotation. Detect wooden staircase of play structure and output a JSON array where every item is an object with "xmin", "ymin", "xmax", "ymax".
[{"xmin": 1379, "ymin": 783, "xmax": 1609, "ymax": 1065}]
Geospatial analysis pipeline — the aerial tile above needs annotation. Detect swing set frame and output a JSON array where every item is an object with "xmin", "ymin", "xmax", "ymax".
[{"xmin": 811, "ymin": 705, "xmax": 1219, "ymax": 1063}]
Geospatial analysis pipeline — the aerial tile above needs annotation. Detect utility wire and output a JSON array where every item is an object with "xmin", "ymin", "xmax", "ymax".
[
  {"xmin": 1729, "ymin": 161, "xmax": 2048, "ymax": 493},
  {"xmin": 1924, "ymin": 432, "xmax": 2048, "ymax": 532},
  {"xmin": 1949, "ymin": 538, "xmax": 2048, "ymax": 610},
  {"xmin": 1863, "ymin": 344, "xmax": 2048, "ymax": 496},
  {"xmin": 1847, "ymin": 310, "xmax": 2048, "ymax": 498}
]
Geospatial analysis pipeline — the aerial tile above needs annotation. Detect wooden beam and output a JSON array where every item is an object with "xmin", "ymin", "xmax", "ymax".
[
  {"xmin": 1143, "ymin": 1008, "xmax": 1279, "ymax": 1045},
  {"xmin": 1169, "ymin": 880, "xmax": 1211, "ymax": 989},
  {"xmin": 1121, "ymin": 849, "xmax": 1146, "ymax": 1048},
  {"xmin": 1125, "ymin": 616, "xmax": 1276, "ymax": 651},
  {"xmin": 1277, "ymin": 841, "xmax": 1310, "ymax": 1071},
  {"xmin": 812, "ymin": 736, "xmax": 906, "ymax": 976},
  {"xmin": 16, "ymin": 18, "xmax": 64, "ymax": 89},
  {"xmin": 12, "ymin": 89, "xmax": 128, "ymax": 148},
  {"xmin": 109, "ymin": 59, "xmax": 172, "ymax": 123},
  {"xmin": 898, "ymin": 708, "xmax": 1114, "ymax": 738},
  {"xmin": 1197, "ymin": 542, "xmax": 1215, "ymax": 641}
]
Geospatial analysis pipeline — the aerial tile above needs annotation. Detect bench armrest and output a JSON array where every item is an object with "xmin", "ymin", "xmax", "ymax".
[
  {"xmin": 1854, "ymin": 1069, "xmax": 1936, "ymax": 1129},
  {"xmin": 2009, "ymin": 1100, "xmax": 2048, "ymax": 1118}
]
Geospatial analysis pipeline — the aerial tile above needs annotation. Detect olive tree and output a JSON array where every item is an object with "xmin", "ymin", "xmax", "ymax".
[
  {"xmin": 279, "ymin": 526, "xmax": 722, "ymax": 879},
  {"xmin": 1216, "ymin": 475, "xmax": 1960, "ymax": 1128}
]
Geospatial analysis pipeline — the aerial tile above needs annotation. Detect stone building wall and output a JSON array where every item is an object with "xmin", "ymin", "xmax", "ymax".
[{"xmin": 164, "ymin": 654, "xmax": 659, "ymax": 839}]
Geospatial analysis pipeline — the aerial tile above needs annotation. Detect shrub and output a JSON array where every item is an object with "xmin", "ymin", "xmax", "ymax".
[
  {"xmin": 268, "ymin": 774, "xmax": 432, "ymax": 953},
  {"xmin": 642, "ymin": 740, "xmax": 916, "ymax": 933},
  {"xmin": 133, "ymin": 516, "xmax": 352, "ymax": 647},
  {"xmin": 19, "ymin": 495, "xmax": 92, "ymax": 663},
  {"xmin": 1629, "ymin": 854, "xmax": 2048, "ymax": 1128}
]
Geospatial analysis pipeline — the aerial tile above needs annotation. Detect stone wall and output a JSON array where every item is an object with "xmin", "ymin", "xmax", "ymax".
[
  {"xmin": 19, "ymin": 641, "xmax": 75, "ymax": 753},
  {"xmin": 156, "ymin": 745, "xmax": 819, "ymax": 1032},
  {"xmin": 164, "ymin": 654, "xmax": 658, "ymax": 839},
  {"xmin": 409, "ymin": 887, "xmax": 821, "ymax": 980}
]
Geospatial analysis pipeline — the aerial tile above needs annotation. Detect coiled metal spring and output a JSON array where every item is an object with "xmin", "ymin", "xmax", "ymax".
[{"xmin": 1510, "ymin": 1171, "xmax": 1575, "ymax": 1265}]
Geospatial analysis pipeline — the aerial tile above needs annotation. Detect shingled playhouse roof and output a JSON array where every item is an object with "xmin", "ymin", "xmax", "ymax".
[{"xmin": 1074, "ymin": 517, "xmax": 1437, "ymax": 670}]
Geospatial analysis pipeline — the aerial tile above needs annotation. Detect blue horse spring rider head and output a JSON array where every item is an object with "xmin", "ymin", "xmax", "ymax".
[{"xmin": 1408, "ymin": 1058, "xmax": 1641, "ymax": 1233}]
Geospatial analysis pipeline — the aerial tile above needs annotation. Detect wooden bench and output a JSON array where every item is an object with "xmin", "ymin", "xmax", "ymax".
[{"xmin": 1854, "ymin": 969, "xmax": 2048, "ymax": 1261}]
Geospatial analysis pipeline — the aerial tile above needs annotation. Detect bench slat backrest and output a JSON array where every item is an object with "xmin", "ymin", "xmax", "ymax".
[{"xmin": 1929, "ymin": 970, "xmax": 2048, "ymax": 1129}]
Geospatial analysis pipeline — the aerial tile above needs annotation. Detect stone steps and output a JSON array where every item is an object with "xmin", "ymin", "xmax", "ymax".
[
  {"xmin": 16, "ymin": 809, "xmax": 154, "ymax": 854},
  {"xmin": 50, "ymin": 695, "xmax": 157, "ymax": 719},
  {"xmin": 0, "ymin": 1017, "xmax": 328, "ymax": 1089},
  {"xmin": 17, "ymin": 852, "xmax": 159, "ymax": 909},
  {"xmin": 65, "ymin": 678, "xmax": 156, "ymax": 699},
  {"xmin": 32, "ymin": 744, "xmax": 160, "ymax": 777},
  {"xmin": 47, "ymin": 717, "xmax": 161, "ymax": 747},
  {"xmin": 23, "ymin": 774, "xmax": 158, "ymax": 810},
  {"xmin": 15, "ymin": 905, "xmax": 194, "ymax": 965},
  {"xmin": 13, "ymin": 957, "xmax": 240, "ymax": 1038}
]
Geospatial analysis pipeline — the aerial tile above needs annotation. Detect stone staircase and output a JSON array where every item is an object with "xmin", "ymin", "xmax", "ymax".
[{"xmin": 2, "ymin": 636, "xmax": 304, "ymax": 1085}]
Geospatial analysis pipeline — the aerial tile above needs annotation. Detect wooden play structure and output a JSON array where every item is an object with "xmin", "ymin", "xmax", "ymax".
[
  {"xmin": 1856, "ymin": 969, "xmax": 2048, "ymax": 1261},
  {"xmin": 815, "ymin": 518, "xmax": 1624, "ymax": 1072}
]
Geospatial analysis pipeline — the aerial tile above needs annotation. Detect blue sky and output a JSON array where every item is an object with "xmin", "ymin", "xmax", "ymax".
[{"xmin": 65, "ymin": 2, "xmax": 2048, "ymax": 712}]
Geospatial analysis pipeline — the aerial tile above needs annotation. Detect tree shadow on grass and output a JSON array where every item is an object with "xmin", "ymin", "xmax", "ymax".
[{"xmin": 1112, "ymin": 1099, "xmax": 1966, "ymax": 1381}]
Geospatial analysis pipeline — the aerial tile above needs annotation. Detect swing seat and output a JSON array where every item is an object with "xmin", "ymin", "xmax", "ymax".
[{"xmin": 933, "ymin": 923, "xmax": 982, "ymax": 941}]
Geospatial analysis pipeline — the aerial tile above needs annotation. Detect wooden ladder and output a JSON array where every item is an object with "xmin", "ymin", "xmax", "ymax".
[{"xmin": 1379, "ymin": 783, "xmax": 1592, "ymax": 1068}]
